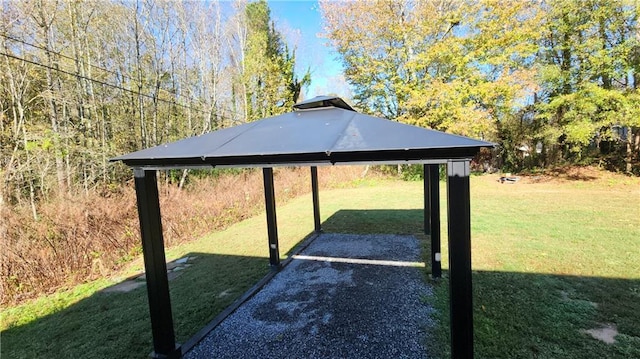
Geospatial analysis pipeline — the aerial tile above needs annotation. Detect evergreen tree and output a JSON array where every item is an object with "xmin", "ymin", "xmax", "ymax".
[{"xmin": 241, "ymin": 0, "xmax": 310, "ymax": 121}]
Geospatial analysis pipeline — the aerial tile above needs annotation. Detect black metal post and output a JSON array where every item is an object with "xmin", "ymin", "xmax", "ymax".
[
  {"xmin": 425, "ymin": 164, "xmax": 442, "ymax": 278},
  {"xmin": 133, "ymin": 169, "xmax": 180, "ymax": 359},
  {"xmin": 311, "ymin": 166, "xmax": 321, "ymax": 233},
  {"xmin": 263, "ymin": 167, "xmax": 280, "ymax": 268},
  {"xmin": 446, "ymin": 160, "xmax": 473, "ymax": 359},
  {"xmin": 423, "ymin": 164, "xmax": 430, "ymax": 235}
]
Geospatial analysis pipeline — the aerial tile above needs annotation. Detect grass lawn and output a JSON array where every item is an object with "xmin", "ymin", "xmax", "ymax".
[
  {"xmin": 1, "ymin": 171, "xmax": 639, "ymax": 358},
  {"xmin": 456, "ymin": 173, "xmax": 640, "ymax": 359}
]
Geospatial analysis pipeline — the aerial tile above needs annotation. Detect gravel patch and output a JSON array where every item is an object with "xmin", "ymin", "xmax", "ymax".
[
  {"xmin": 185, "ymin": 233, "xmax": 435, "ymax": 359},
  {"xmin": 581, "ymin": 323, "xmax": 618, "ymax": 344}
]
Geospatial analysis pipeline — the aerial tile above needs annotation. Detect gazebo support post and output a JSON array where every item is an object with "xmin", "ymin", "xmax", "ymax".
[
  {"xmin": 424, "ymin": 164, "xmax": 441, "ymax": 278},
  {"xmin": 310, "ymin": 166, "xmax": 321, "ymax": 233},
  {"xmin": 446, "ymin": 160, "xmax": 474, "ymax": 359},
  {"xmin": 423, "ymin": 164, "xmax": 429, "ymax": 236},
  {"xmin": 263, "ymin": 167, "xmax": 280, "ymax": 269},
  {"xmin": 133, "ymin": 169, "xmax": 180, "ymax": 359}
]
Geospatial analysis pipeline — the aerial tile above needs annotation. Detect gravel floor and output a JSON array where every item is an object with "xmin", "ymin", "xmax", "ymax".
[{"xmin": 185, "ymin": 233, "xmax": 435, "ymax": 359}]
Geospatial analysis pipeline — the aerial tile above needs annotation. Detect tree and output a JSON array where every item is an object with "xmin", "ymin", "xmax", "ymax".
[
  {"xmin": 536, "ymin": 0, "xmax": 639, "ymax": 170},
  {"xmin": 236, "ymin": 0, "xmax": 310, "ymax": 122},
  {"xmin": 321, "ymin": 0, "xmax": 541, "ymax": 134},
  {"xmin": 0, "ymin": 0, "xmax": 311, "ymax": 206},
  {"xmin": 321, "ymin": 0, "xmax": 638, "ymax": 172}
]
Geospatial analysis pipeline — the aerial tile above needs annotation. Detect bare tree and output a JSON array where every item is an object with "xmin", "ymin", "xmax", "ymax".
[{"xmin": 33, "ymin": 0, "xmax": 68, "ymax": 195}]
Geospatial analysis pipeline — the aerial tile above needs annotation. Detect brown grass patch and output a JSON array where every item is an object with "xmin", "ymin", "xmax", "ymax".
[
  {"xmin": 1, "ymin": 166, "xmax": 378, "ymax": 305},
  {"xmin": 503, "ymin": 165, "xmax": 637, "ymax": 185}
]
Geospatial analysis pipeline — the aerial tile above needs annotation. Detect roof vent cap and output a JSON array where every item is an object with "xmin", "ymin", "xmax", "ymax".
[{"xmin": 293, "ymin": 96, "xmax": 355, "ymax": 112}]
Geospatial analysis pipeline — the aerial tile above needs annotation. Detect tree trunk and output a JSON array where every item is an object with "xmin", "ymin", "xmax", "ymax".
[
  {"xmin": 630, "ymin": 127, "xmax": 640, "ymax": 173},
  {"xmin": 178, "ymin": 169, "xmax": 189, "ymax": 189},
  {"xmin": 134, "ymin": 0, "xmax": 147, "ymax": 148},
  {"xmin": 37, "ymin": 2, "xmax": 68, "ymax": 194}
]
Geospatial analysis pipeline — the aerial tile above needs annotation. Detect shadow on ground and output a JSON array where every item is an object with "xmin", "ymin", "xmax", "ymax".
[
  {"xmin": 440, "ymin": 270, "xmax": 640, "ymax": 359},
  {"xmin": 321, "ymin": 208, "xmax": 425, "ymax": 236},
  {"xmin": 1, "ymin": 252, "xmax": 272, "ymax": 359}
]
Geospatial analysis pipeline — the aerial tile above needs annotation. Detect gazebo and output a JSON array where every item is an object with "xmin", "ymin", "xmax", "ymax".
[{"xmin": 112, "ymin": 96, "xmax": 494, "ymax": 359}]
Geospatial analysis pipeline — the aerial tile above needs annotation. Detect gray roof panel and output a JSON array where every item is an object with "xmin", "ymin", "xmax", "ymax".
[{"xmin": 112, "ymin": 98, "xmax": 494, "ymax": 168}]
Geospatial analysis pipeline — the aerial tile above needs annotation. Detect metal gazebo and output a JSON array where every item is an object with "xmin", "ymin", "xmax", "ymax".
[{"xmin": 112, "ymin": 96, "xmax": 494, "ymax": 358}]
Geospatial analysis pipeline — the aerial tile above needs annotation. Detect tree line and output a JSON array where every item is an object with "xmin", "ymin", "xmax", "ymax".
[
  {"xmin": 2, "ymin": 0, "xmax": 639, "ymax": 218},
  {"xmin": 1, "ymin": 0, "xmax": 309, "ymax": 218},
  {"xmin": 320, "ymin": 0, "xmax": 639, "ymax": 173}
]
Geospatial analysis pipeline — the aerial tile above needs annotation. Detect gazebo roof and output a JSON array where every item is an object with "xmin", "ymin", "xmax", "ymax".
[{"xmin": 112, "ymin": 96, "xmax": 493, "ymax": 168}]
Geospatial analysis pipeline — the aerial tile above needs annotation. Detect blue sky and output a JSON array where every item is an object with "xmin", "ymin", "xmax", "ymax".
[{"xmin": 267, "ymin": 0, "xmax": 352, "ymax": 100}]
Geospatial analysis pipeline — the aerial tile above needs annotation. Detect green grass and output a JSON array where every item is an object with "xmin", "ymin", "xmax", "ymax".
[
  {"xmin": 461, "ymin": 176, "xmax": 640, "ymax": 359},
  {"xmin": 2, "ymin": 174, "xmax": 639, "ymax": 358}
]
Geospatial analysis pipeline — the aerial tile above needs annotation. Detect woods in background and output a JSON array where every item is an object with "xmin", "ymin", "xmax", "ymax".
[
  {"xmin": 0, "ymin": 0, "xmax": 311, "ymax": 302},
  {"xmin": 3, "ymin": 0, "xmax": 638, "ymax": 212},
  {"xmin": 1, "ymin": 0, "xmax": 309, "ymax": 215},
  {"xmin": 321, "ymin": 0, "xmax": 640, "ymax": 173}
]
